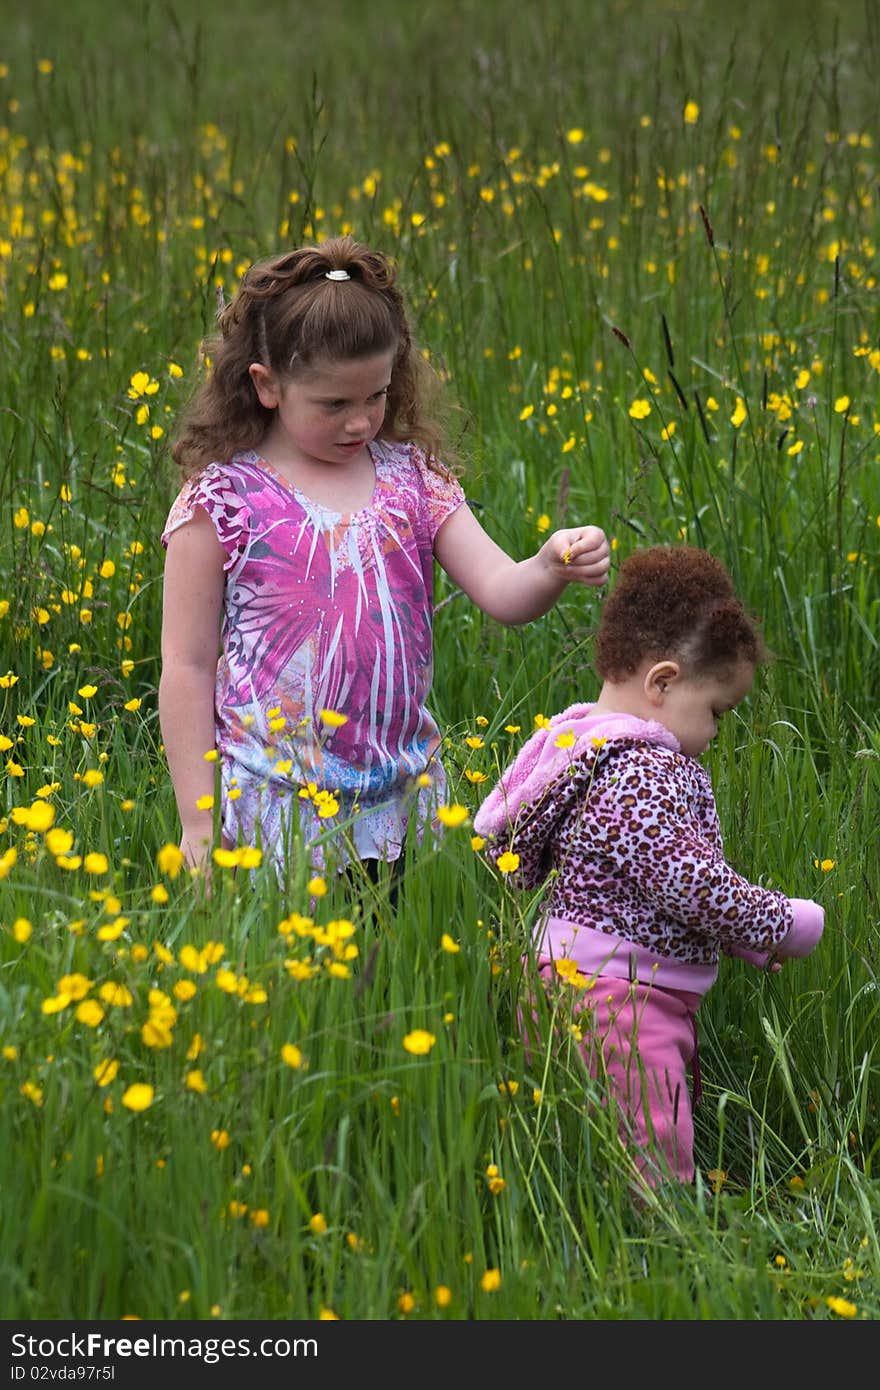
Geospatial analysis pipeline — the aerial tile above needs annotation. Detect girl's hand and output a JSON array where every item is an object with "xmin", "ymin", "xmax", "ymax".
[
  {"xmin": 179, "ymin": 829, "xmax": 234, "ymax": 898},
  {"xmin": 180, "ymin": 830, "xmax": 213, "ymax": 872},
  {"xmin": 541, "ymin": 525, "xmax": 610, "ymax": 588}
]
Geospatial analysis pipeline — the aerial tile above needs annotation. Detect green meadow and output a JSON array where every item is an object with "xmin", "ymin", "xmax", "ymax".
[{"xmin": 1, "ymin": 0, "xmax": 878, "ymax": 1321}]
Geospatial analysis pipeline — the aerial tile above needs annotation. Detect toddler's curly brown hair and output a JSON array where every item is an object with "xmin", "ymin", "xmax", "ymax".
[{"xmin": 594, "ymin": 545, "xmax": 768, "ymax": 681}]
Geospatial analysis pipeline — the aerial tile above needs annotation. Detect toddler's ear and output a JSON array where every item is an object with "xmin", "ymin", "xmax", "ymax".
[
  {"xmin": 643, "ymin": 660, "xmax": 680, "ymax": 705},
  {"xmin": 249, "ymin": 363, "xmax": 280, "ymax": 408}
]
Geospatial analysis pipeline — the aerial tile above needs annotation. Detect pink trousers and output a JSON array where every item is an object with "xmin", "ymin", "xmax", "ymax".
[{"xmin": 536, "ymin": 966, "xmax": 701, "ymax": 1185}]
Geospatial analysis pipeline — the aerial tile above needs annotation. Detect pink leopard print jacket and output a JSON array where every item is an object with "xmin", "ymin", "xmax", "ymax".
[{"xmin": 474, "ymin": 708, "xmax": 797, "ymax": 986}]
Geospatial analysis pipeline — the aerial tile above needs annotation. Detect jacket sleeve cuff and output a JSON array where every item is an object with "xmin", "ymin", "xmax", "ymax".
[{"xmin": 780, "ymin": 898, "xmax": 825, "ymax": 958}]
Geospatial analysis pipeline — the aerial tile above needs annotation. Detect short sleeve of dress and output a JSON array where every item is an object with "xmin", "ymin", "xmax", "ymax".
[
  {"xmin": 160, "ymin": 465, "xmax": 252, "ymax": 572},
  {"xmin": 411, "ymin": 449, "xmax": 466, "ymax": 540}
]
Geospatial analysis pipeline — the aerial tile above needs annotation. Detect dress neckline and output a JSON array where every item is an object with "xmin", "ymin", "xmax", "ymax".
[{"xmin": 237, "ymin": 441, "xmax": 385, "ymax": 523}]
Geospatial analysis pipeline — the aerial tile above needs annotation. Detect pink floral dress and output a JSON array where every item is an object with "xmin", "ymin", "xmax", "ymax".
[{"xmin": 161, "ymin": 439, "xmax": 466, "ymax": 872}]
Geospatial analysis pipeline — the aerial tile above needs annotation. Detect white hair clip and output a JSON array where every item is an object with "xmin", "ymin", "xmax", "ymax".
[{"xmin": 325, "ymin": 269, "xmax": 351, "ymax": 281}]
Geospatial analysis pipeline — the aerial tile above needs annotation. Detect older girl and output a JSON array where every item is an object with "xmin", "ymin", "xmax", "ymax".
[{"xmin": 159, "ymin": 236, "xmax": 609, "ymax": 878}]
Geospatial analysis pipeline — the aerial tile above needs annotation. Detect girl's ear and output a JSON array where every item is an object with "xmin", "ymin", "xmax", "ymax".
[
  {"xmin": 249, "ymin": 363, "xmax": 280, "ymax": 408},
  {"xmin": 643, "ymin": 660, "xmax": 680, "ymax": 706}
]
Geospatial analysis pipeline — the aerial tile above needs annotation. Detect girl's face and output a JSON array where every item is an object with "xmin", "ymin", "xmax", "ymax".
[
  {"xmin": 249, "ymin": 349, "xmax": 396, "ymax": 470},
  {"xmin": 653, "ymin": 658, "xmax": 755, "ymax": 758}
]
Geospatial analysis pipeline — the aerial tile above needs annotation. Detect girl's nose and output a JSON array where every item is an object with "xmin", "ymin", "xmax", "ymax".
[{"xmin": 345, "ymin": 412, "xmax": 369, "ymax": 434}]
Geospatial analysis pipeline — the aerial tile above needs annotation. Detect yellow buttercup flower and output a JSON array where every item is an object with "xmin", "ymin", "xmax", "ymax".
[
  {"xmin": 12, "ymin": 918, "xmax": 32, "ymax": 943},
  {"xmin": 318, "ymin": 708, "xmax": 348, "ymax": 727},
  {"xmin": 41, "ymin": 995, "xmax": 70, "ymax": 1017},
  {"xmin": 58, "ymin": 973, "xmax": 91, "ymax": 1000},
  {"xmin": 403, "ymin": 1029, "xmax": 436, "ymax": 1056},
  {"xmin": 121, "ymin": 1083, "xmax": 154, "ymax": 1112},
  {"xmin": 45, "ymin": 827, "xmax": 74, "ymax": 856},
  {"xmin": 99, "ymin": 982, "xmax": 133, "ymax": 1007},
  {"xmin": 77, "ymin": 1000, "xmax": 105, "ymax": 1028},
  {"xmin": 826, "ymin": 1295, "xmax": 857, "ymax": 1318}
]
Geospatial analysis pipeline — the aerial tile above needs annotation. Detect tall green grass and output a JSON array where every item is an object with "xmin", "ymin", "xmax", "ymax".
[{"xmin": 0, "ymin": 0, "xmax": 878, "ymax": 1320}]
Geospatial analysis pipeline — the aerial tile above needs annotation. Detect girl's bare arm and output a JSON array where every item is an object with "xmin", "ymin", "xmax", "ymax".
[
  {"xmin": 433, "ymin": 503, "xmax": 609, "ymax": 626},
  {"xmin": 158, "ymin": 508, "xmax": 226, "ymax": 866}
]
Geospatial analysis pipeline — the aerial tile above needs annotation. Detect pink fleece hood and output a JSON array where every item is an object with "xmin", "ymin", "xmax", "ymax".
[{"xmin": 473, "ymin": 702, "xmax": 680, "ymax": 837}]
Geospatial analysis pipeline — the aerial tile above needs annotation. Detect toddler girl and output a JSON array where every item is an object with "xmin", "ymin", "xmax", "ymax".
[
  {"xmin": 473, "ymin": 545, "xmax": 824, "ymax": 1187},
  {"xmin": 159, "ymin": 236, "xmax": 610, "ymax": 878}
]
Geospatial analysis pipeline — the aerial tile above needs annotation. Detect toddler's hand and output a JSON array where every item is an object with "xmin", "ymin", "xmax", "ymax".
[
  {"xmin": 726, "ymin": 942, "xmax": 783, "ymax": 973},
  {"xmin": 542, "ymin": 525, "xmax": 610, "ymax": 588}
]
